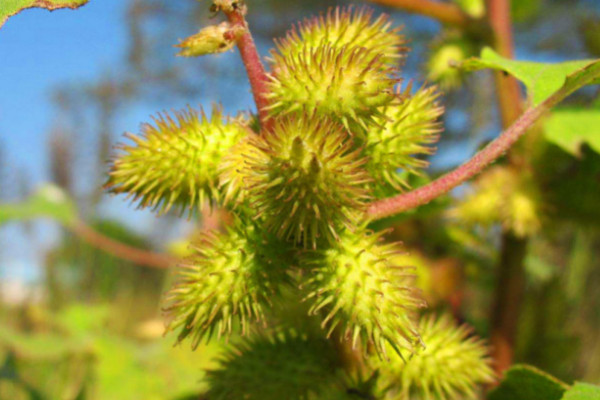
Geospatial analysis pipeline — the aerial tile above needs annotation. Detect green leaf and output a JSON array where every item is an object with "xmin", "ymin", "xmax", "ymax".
[
  {"xmin": 462, "ymin": 47, "xmax": 599, "ymax": 105},
  {"xmin": 0, "ymin": 184, "xmax": 77, "ymax": 226},
  {"xmin": 1, "ymin": 0, "xmax": 89, "ymax": 28},
  {"xmin": 561, "ymin": 382, "xmax": 600, "ymax": 400},
  {"xmin": 544, "ymin": 107, "xmax": 600, "ymax": 156},
  {"xmin": 488, "ymin": 365, "xmax": 569, "ymax": 400}
]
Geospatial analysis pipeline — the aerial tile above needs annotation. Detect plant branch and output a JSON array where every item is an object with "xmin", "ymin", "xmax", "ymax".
[
  {"xmin": 368, "ymin": 0, "xmax": 473, "ymax": 27},
  {"xmin": 490, "ymin": 232, "xmax": 527, "ymax": 373},
  {"xmin": 366, "ymin": 62, "xmax": 600, "ymax": 220},
  {"xmin": 69, "ymin": 219, "xmax": 175, "ymax": 269},
  {"xmin": 223, "ymin": 4, "xmax": 271, "ymax": 128},
  {"xmin": 485, "ymin": 0, "xmax": 526, "ymax": 376},
  {"xmin": 486, "ymin": 0, "xmax": 523, "ymax": 127}
]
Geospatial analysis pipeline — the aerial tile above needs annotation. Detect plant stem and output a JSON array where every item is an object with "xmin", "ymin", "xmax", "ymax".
[
  {"xmin": 69, "ymin": 219, "xmax": 174, "ymax": 269},
  {"xmin": 487, "ymin": 0, "xmax": 523, "ymax": 127},
  {"xmin": 366, "ymin": 103, "xmax": 542, "ymax": 219},
  {"xmin": 368, "ymin": 0, "xmax": 472, "ymax": 27},
  {"xmin": 489, "ymin": 232, "xmax": 527, "ymax": 373},
  {"xmin": 485, "ymin": 0, "xmax": 526, "ymax": 375},
  {"xmin": 366, "ymin": 61, "xmax": 600, "ymax": 220},
  {"xmin": 224, "ymin": 5, "xmax": 271, "ymax": 128}
]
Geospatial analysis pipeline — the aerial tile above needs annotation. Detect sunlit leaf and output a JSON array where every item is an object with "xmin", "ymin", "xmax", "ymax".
[
  {"xmin": 0, "ymin": 0, "xmax": 89, "ymax": 28},
  {"xmin": 488, "ymin": 365, "xmax": 569, "ymax": 400},
  {"xmin": 544, "ymin": 107, "xmax": 600, "ymax": 156},
  {"xmin": 561, "ymin": 382, "xmax": 600, "ymax": 400},
  {"xmin": 461, "ymin": 47, "xmax": 600, "ymax": 105},
  {"xmin": 0, "ymin": 304, "xmax": 220, "ymax": 399}
]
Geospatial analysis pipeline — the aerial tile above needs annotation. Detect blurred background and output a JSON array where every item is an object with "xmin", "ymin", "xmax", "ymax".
[{"xmin": 1, "ymin": 0, "xmax": 599, "ymax": 398}]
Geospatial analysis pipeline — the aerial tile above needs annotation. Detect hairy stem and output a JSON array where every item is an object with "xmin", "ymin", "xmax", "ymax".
[
  {"xmin": 366, "ymin": 107, "xmax": 542, "ymax": 219},
  {"xmin": 366, "ymin": 62, "xmax": 600, "ymax": 220},
  {"xmin": 69, "ymin": 220, "xmax": 174, "ymax": 269},
  {"xmin": 224, "ymin": 5, "xmax": 271, "ymax": 128},
  {"xmin": 368, "ymin": 0, "xmax": 472, "ymax": 27}
]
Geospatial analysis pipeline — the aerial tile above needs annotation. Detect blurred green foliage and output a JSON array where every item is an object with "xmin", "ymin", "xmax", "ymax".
[
  {"xmin": 0, "ymin": 185, "xmax": 76, "ymax": 227},
  {"xmin": 544, "ymin": 107, "xmax": 600, "ymax": 156},
  {"xmin": 489, "ymin": 365, "xmax": 600, "ymax": 400},
  {"xmin": 0, "ymin": 304, "xmax": 220, "ymax": 399}
]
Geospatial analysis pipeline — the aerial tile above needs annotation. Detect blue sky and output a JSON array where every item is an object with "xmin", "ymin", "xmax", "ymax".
[
  {"xmin": 0, "ymin": 1, "xmax": 128, "ymax": 182},
  {"xmin": 0, "ymin": 1, "xmax": 148, "ymax": 281}
]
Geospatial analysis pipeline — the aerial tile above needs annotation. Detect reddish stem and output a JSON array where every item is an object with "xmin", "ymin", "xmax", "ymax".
[
  {"xmin": 369, "ymin": 0, "xmax": 472, "ymax": 27},
  {"xmin": 366, "ymin": 106, "xmax": 543, "ymax": 219},
  {"xmin": 70, "ymin": 220, "xmax": 174, "ymax": 269},
  {"xmin": 366, "ymin": 62, "xmax": 600, "ymax": 220},
  {"xmin": 224, "ymin": 7, "xmax": 271, "ymax": 129},
  {"xmin": 487, "ymin": 0, "xmax": 523, "ymax": 127},
  {"xmin": 485, "ymin": 0, "xmax": 526, "ymax": 375}
]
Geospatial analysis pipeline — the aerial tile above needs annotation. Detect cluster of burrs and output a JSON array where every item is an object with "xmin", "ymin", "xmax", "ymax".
[{"xmin": 107, "ymin": 3, "xmax": 493, "ymax": 399}]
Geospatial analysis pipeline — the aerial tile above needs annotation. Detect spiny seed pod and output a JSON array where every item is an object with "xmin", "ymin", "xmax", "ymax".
[
  {"xmin": 218, "ymin": 135, "xmax": 262, "ymax": 206},
  {"xmin": 427, "ymin": 37, "xmax": 475, "ymax": 89},
  {"xmin": 276, "ymin": 6, "xmax": 406, "ymax": 67},
  {"xmin": 453, "ymin": 0, "xmax": 485, "ymax": 18},
  {"xmin": 163, "ymin": 223, "xmax": 289, "ymax": 348},
  {"xmin": 303, "ymin": 229, "xmax": 426, "ymax": 357},
  {"xmin": 106, "ymin": 105, "xmax": 246, "ymax": 216},
  {"xmin": 175, "ymin": 22, "xmax": 244, "ymax": 57},
  {"xmin": 390, "ymin": 250, "xmax": 434, "ymax": 304},
  {"xmin": 366, "ymin": 84, "xmax": 443, "ymax": 197},
  {"xmin": 206, "ymin": 331, "xmax": 341, "ymax": 400},
  {"xmin": 376, "ymin": 314, "xmax": 495, "ymax": 400},
  {"xmin": 266, "ymin": 43, "xmax": 397, "ymax": 131},
  {"xmin": 449, "ymin": 166, "xmax": 541, "ymax": 237},
  {"xmin": 245, "ymin": 114, "xmax": 371, "ymax": 248}
]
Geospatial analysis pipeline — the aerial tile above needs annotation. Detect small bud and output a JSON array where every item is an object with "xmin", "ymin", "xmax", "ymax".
[
  {"xmin": 175, "ymin": 22, "xmax": 244, "ymax": 57},
  {"xmin": 427, "ymin": 37, "xmax": 474, "ymax": 89}
]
